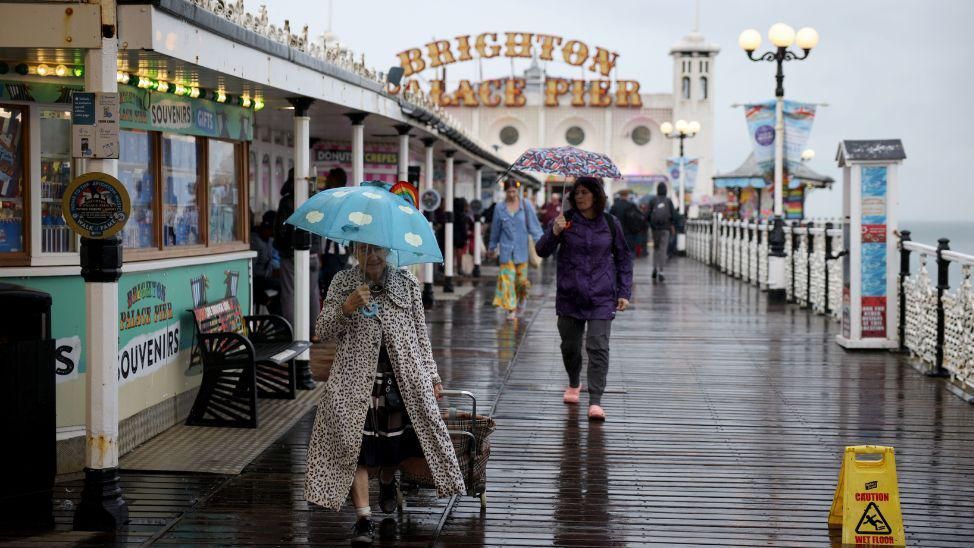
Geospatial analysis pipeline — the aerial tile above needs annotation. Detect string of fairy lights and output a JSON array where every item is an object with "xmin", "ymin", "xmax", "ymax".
[{"xmin": 0, "ymin": 62, "xmax": 264, "ymax": 111}]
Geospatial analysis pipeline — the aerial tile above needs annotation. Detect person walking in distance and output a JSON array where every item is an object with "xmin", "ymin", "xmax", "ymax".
[
  {"xmin": 647, "ymin": 183, "xmax": 676, "ymax": 282},
  {"xmin": 487, "ymin": 179, "xmax": 544, "ymax": 321},
  {"xmin": 535, "ymin": 177, "xmax": 633, "ymax": 421}
]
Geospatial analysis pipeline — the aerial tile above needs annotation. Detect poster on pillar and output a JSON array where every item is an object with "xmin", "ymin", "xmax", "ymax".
[
  {"xmin": 860, "ymin": 166, "xmax": 888, "ymax": 338},
  {"xmin": 311, "ymin": 141, "xmax": 398, "ymax": 187}
]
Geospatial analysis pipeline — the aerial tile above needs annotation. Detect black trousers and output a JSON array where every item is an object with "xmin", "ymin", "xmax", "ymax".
[{"xmin": 556, "ymin": 316, "xmax": 612, "ymax": 405}]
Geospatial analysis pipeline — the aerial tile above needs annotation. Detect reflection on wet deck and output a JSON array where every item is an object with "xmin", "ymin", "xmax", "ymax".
[{"xmin": 3, "ymin": 257, "xmax": 973, "ymax": 546}]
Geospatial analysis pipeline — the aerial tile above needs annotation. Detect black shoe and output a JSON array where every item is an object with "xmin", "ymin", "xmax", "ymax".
[
  {"xmin": 652, "ymin": 268, "xmax": 657, "ymax": 279},
  {"xmin": 379, "ymin": 479, "xmax": 398, "ymax": 514},
  {"xmin": 351, "ymin": 516, "xmax": 375, "ymax": 545}
]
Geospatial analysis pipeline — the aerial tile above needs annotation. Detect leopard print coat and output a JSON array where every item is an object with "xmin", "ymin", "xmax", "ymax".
[{"xmin": 304, "ymin": 267, "xmax": 466, "ymax": 510}]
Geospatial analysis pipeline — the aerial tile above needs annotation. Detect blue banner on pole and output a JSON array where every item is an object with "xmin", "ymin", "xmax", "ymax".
[{"xmin": 744, "ymin": 100, "xmax": 817, "ymax": 173}]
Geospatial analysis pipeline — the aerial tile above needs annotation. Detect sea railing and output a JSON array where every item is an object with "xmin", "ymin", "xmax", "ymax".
[
  {"xmin": 899, "ymin": 233, "xmax": 974, "ymax": 394},
  {"xmin": 687, "ymin": 218, "xmax": 974, "ymax": 398}
]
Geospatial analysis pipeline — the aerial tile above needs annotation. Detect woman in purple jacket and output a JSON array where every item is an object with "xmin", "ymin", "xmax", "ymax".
[{"xmin": 535, "ymin": 177, "xmax": 633, "ymax": 421}]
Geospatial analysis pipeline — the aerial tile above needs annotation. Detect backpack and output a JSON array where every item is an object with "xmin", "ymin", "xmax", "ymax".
[
  {"xmin": 649, "ymin": 197, "xmax": 673, "ymax": 228},
  {"xmin": 621, "ymin": 202, "xmax": 648, "ymax": 234}
]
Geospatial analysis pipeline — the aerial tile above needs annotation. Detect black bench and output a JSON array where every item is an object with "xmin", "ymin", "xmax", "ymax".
[{"xmin": 186, "ymin": 297, "xmax": 311, "ymax": 428}]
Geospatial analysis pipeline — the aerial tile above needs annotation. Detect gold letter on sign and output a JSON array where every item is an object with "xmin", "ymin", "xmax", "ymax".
[
  {"xmin": 562, "ymin": 40, "xmax": 589, "ymax": 66},
  {"xmin": 504, "ymin": 32, "xmax": 534, "ymax": 58},
  {"xmin": 589, "ymin": 79, "xmax": 612, "ymax": 107},
  {"xmin": 397, "ymin": 48, "xmax": 426, "ymax": 77},
  {"xmin": 455, "ymin": 80, "xmax": 479, "ymax": 107},
  {"xmin": 588, "ymin": 47, "xmax": 619, "ymax": 77},
  {"xmin": 535, "ymin": 34, "xmax": 563, "ymax": 61},
  {"xmin": 476, "ymin": 33, "xmax": 501, "ymax": 59},
  {"xmin": 426, "ymin": 40, "xmax": 456, "ymax": 68},
  {"xmin": 504, "ymin": 78, "xmax": 527, "ymax": 107},
  {"xmin": 479, "ymin": 80, "xmax": 501, "ymax": 107},
  {"xmin": 430, "ymin": 80, "xmax": 457, "ymax": 107},
  {"xmin": 615, "ymin": 80, "xmax": 642, "ymax": 107},
  {"xmin": 544, "ymin": 78, "xmax": 570, "ymax": 107},
  {"xmin": 570, "ymin": 79, "xmax": 587, "ymax": 106},
  {"xmin": 455, "ymin": 35, "xmax": 474, "ymax": 62}
]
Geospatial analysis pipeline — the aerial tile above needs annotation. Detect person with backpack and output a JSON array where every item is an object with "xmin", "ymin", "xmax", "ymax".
[
  {"xmin": 609, "ymin": 189, "xmax": 647, "ymax": 258},
  {"xmin": 535, "ymin": 176, "xmax": 633, "ymax": 421},
  {"xmin": 646, "ymin": 182, "xmax": 677, "ymax": 282}
]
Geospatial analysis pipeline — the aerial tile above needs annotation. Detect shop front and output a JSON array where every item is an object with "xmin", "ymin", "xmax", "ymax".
[{"xmin": 0, "ymin": 77, "xmax": 255, "ymax": 471}]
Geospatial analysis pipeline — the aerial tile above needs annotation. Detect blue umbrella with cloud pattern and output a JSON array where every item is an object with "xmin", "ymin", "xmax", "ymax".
[{"xmin": 284, "ymin": 181, "xmax": 442, "ymax": 267}]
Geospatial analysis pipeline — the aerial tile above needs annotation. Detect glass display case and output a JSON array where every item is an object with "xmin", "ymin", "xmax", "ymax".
[
  {"xmin": 118, "ymin": 130, "xmax": 156, "ymax": 249},
  {"xmin": 0, "ymin": 105, "xmax": 26, "ymax": 257},
  {"xmin": 39, "ymin": 110, "xmax": 76, "ymax": 253},
  {"xmin": 162, "ymin": 133, "xmax": 201, "ymax": 247}
]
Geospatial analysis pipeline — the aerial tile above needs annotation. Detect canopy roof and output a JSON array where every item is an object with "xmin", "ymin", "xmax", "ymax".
[{"xmin": 713, "ymin": 153, "xmax": 835, "ymax": 189}]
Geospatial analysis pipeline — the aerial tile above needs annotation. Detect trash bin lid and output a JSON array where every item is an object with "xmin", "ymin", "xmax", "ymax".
[{"xmin": 0, "ymin": 282, "xmax": 52, "ymax": 310}]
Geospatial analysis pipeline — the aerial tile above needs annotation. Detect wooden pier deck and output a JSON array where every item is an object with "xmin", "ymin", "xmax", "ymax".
[{"xmin": 3, "ymin": 256, "xmax": 973, "ymax": 546}]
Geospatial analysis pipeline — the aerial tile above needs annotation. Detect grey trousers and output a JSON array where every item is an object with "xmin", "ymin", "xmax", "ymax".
[
  {"xmin": 557, "ymin": 316, "xmax": 612, "ymax": 405},
  {"xmin": 278, "ymin": 256, "xmax": 321, "ymax": 332},
  {"xmin": 652, "ymin": 229, "xmax": 671, "ymax": 272}
]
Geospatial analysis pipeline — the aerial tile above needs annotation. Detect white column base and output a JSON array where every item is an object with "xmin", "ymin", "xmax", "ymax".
[
  {"xmin": 835, "ymin": 336, "xmax": 899, "ymax": 350},
  {"xmin": 676, "ymin": 233, "xmax": 686, "ymax": 253}
]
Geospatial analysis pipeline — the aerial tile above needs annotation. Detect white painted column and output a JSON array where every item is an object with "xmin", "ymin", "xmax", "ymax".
[
  {"xmin": 290, "ymin": 99, "xmax": 313, "ymax": 389},
  {"xmin": 767, "ymin": 95, "xmax": 787, "ymax": 298},
  {"xmin": 472, "ymin": 164, "xmax": 484, "ymax": 278},
  {"xmin": 676, "ymin": 155, "xmax": 687, "ymax": 254},
  {"xmin": 74, "ymin": 27, "xmax": 129, "ymax": 531},
  {"xmin": 443, "ymin": 151, "xmax": 456, "ymax": 292},
  {"xmin": 421, "ymin": 138, "xmax": 436, "ymax": 306},
  {"xmin": 347, "ymin": 113, "xmax": 367, "ymax": 186},
  {"xmin": 395, "ymin": 124, "xmax": 411, "ymax": 181}
]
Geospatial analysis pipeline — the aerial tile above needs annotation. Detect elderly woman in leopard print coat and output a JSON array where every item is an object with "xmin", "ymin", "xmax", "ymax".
[{"xmin": 304, "ymin": 245, "xmax": 466, "ymax": 516}]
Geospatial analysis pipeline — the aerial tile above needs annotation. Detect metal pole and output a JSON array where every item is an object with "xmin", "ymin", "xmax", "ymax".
[
  {"xmin": 897, "ymin": 230, "xmax": 911, "ymax": 351},
  {"xmin": 443, "ymin": 151, "xmax": 456, "ymax": 292},
  {"xmin": 421, "ymin": 138, "xmax": 436, "ymax": 308},
  {"xmin": 289, "ymin": 98, "xmax": 315, "ymax": 390},
  {"xmin": 74, "ymin": 6, "xmax": 128, "ymax": 530},
  {"xmin": 933, "ymin": 238, "xmax": 950, "ymax": 376},
  {"xmin": 766, "ymin": 53, "xmax": 788, "ymax": 302},
  {"xmin": 473, "ymin": 164, "xmax": 484, "ymax": 278}
]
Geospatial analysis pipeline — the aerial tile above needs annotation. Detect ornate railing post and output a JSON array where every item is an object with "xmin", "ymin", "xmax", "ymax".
[
  {"xmin": 824, "ymin": 221, "xmax": 833, "ymax": 315},
  {"xmin": 934, "ymin": 238, "xmax": 951, "ymax": 376},
  {"xmin": 788, "ymin": 221, "xmax": 799, "ymax": 303},
  {"xmin": 898, "ymin": 230, "xmax": 912, "ymax": 351},
  {"xmin": 805, "ymin": 222, "xmax": 814, "ymax": 309}
]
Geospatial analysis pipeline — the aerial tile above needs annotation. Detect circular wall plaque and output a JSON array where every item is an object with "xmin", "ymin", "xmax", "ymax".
[
  {"xmin": 62, "ymin": 172, "xmax": 131, "ymax": 239},
  {"xmin": 420, "ymin": 188, "xmax": 442, "ymax": 212}
]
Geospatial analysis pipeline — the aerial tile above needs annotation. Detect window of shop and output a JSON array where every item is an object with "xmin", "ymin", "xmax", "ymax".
[
  {"xmin": 119, "ymin": 129, "xmax": 156, "ymax": 249},
  {"xmin": 39, "ymin": 109, "xmax": 76, "ymax": 253},
  {"xmin": 631, "ymin": 125, "xmax": 651, "ymax": 146},
  {"xmin": 0, "ymin": 104, "xmax": 28, "ymax": 264},
  {"xmin": 565, "ymin": 126, "xmax": 585, "ymax": 146},
  {"xmin": 500, "ymin": 125, "xmax": 519, "ymax": 145},
  {"xmin": 208, "ymin": 139, "xmax": 240, "ymax": 244}
]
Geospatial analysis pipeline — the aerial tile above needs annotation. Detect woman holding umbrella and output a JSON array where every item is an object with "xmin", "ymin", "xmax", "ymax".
[
  {"xmin": 487, "ymin": 179, "xmax": 544, "ymax": 321},
  {"xmin": 290, "ymin": 182, "xmax": 465, "ymax": 545}
]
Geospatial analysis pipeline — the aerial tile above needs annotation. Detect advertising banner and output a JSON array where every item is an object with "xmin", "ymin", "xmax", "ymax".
[
  {"xmin": 665, "ymin": 157, "xmax": 698, "ymax": 191},
  {"xmin": 744, "ymin": 100, "xmax": 817, "ymax": 173},
  {"xmin": 860, "ymin": 166, "xmax": 888, "ymax": 338},
  {"xmin": 311, "ymin": 141, "xmax": 399, "ymax": 185}
]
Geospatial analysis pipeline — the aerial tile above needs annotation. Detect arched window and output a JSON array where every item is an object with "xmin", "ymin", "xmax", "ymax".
[
  {"xmin": 700, "ymin": 76, "xmax": 709, "ymax": 100},
  {"xmin": 682, "ymin": 76, "xmax": 691, "ymax": 99}
]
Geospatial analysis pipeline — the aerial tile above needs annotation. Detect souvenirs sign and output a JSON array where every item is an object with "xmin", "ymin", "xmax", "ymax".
[{"xmin": 62, "ymin": 172, "xmax": 131, "ymax": 239}]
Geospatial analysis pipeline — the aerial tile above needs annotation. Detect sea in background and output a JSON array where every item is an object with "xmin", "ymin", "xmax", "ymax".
[{"xmin": 899, "ymin": 220, "xmax": 974, "ymax": 288}]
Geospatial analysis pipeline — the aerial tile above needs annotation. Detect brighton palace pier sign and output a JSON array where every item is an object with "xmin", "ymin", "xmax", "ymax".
[{"xmin": 394, "ymin": 32, "xmax": 643, "ymax": 108}]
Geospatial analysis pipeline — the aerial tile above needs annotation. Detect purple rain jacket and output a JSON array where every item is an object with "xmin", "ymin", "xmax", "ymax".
[{"xmin": 535, "ymin": 210, "xmax": 633, "ymax": 320}]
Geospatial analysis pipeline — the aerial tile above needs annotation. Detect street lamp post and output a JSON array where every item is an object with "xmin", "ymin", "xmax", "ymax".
[
  {"xmin": 738, "ymin": 23, "xmax": 819, "ymax": 302},
  {"xmin": 660, "ymin": 119, "xmax": 700, "ymax": 256}
]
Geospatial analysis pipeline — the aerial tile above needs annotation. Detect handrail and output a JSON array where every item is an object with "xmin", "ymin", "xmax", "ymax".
[
  {"xmin": 902, "ymin": 241, "xmax": 938, "ymax": 255},
  {"xmin": 941, "ymin": 250, "xmax": 974, "ymax": 267}
]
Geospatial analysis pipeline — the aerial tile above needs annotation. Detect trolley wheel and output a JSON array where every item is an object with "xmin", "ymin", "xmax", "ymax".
[{"xmin": 479, "ymin": 491, "xmax": 487, "ymax": 510}]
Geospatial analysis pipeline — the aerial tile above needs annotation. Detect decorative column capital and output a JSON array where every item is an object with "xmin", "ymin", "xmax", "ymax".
[
  {"xmin": 444, "ymin": 149, "xmax": 457, "ymax": 159},
  {"xmin": 421, "ymin": 137, "xmax": 436, "ymax": 148},
  {"xmin": 393, "ymin": 124, "xmax": 413, "ymax": 136},
  {"xmin": 345, "ymin": 112, "xmax": 369, "ymax": 125},
  {"xmin": 473, "ymin": 163, "xmax": 484, "ymax": 170},
  {"xmin": 286, "ymin": 97, "xmax": 314, "ymax": 116}
]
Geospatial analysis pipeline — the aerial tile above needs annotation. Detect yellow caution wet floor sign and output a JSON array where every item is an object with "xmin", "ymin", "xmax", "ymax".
[{"xmin": 829, "ymin": 445, "xmax": 905, "ymax": 546}]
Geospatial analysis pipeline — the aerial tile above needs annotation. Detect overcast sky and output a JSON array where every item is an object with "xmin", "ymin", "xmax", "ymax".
[{"xmin": 269, "ymin": 0, "xmax": 973, "ymax": 222}]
